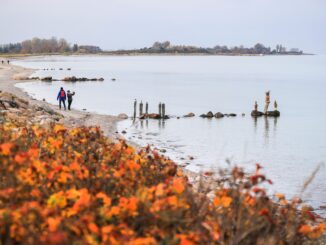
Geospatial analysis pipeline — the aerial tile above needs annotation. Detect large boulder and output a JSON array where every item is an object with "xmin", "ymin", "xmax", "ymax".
[
  {"xmin": 251, "ymin": 110, "xmax": 264, "ymax": 117},
  {"xmin": 206, "ymin": 111, "xmax": 214, "ymax": 118},
  {"xmin": 214, "ymin": 112, "xmax": 224, "ymax": 118},
  {"xmin": 184, "ymin": 112, "xmax": 195, "ymax": 118},
  {"xmin": 266, "ymin": 110, "xmax": 280, "ymax": 117}
]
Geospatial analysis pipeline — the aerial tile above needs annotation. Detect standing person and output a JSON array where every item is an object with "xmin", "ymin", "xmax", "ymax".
[
  {"xmin": 264, "ymin": 91, "xmax": 270, "ymax": 114},
  {"xmin": 1, "ymin": 60, "xmax": 4, "ymax": 65},
  {"xmin": 7, "ymin": 60, "xmax": 10, "ymax": 65},
  {"xmin": 67, "ymin": 90, "xmax": 75, "ymax": 110},
  {"xmin": 57, "ymin": 87, "xmax": 67, "ymax": 110}
]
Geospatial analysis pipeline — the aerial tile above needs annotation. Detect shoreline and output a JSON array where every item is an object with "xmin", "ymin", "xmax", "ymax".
[
  {"xmin": 0, "ymin": 56, "xmax": 216, "ymax": 194},
  {"xmin": 0, "ymin": 58, "xmax": 121, "ymax": 139}
]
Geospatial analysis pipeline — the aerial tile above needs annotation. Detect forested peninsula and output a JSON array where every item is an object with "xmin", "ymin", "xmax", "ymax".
[{"xmin": 0, "ymin": 38, "xmax": 309, "ymax": 56}]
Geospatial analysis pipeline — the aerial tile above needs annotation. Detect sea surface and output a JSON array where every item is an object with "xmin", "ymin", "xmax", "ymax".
[{"xmin": 14, "ymin": 55, "xmax": 326, "ymax": 215}]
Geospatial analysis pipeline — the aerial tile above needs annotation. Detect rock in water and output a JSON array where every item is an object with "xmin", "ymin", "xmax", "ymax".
[
  {"xmin": 229, "ymin": 113, "xmax": 237, "ymax": 117},
  {"xmin": 206, "ymin": 111, "xmax": 214, "ymax": 118},
  {"xmin": 214, "ymin": 112, "xmax": 224, "ymax": 118},
  {"xmin": 266, "ymin": 110, "xmax": 280, "ymax": 117},
  {"xmin": 184, "ymin": 112, "xmax": 195, "ymax": 118},
  {"xmin": 147, "ymin": 113, "xmax": 161, "ymax": 119},
  {"xmin": 251, "ymin": 110, "xmax": 264, "ymax": 117}
]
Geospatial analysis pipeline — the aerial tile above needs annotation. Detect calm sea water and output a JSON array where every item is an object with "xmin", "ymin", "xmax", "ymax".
[{"xmin": 14, "ymin": 55, "xmax": 326, "ymax": 214}]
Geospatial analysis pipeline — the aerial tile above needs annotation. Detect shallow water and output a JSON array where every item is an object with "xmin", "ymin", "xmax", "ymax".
[{"xmin": 14, "ymin": 55, "xmax": 326, "ymax": 215}]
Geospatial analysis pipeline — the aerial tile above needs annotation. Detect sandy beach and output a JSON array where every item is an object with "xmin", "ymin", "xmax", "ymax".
[{"xmin": 0, "ymin": 58, "xmax": 120, "ymax": 138}]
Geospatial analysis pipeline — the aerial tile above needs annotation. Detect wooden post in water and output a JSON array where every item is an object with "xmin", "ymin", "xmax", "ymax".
[
  {"xmin": 139, "ymin": 101, "xmax": 143, "ymax": 117},
  {"xmin": 159, "ymin": 102, "xmax": 162, "ymax": 118},
  {"xmin": 162, "ymin": 103, "xmax": 166, "ymax": 119},
  {"xmin": 145, "ymin": 102, "xmax": 148, "ymax": 118},
  {"xmin": 133, "ymin": 99, "xmax": 137, "ymax": 120}
]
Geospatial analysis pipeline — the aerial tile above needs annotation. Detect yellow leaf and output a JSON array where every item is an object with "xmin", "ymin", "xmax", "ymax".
[{"xmin": 54, "ymin": 124, "xmax": 66, "ymax": 134}]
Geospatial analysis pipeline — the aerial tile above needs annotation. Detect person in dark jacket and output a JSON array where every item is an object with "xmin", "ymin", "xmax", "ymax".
[
  {"xmin": 57, "ymin": 87, "xmax": 67, "ymax": 110},
  {"xmin": 67, "ymin": 90, "xmax": 75, "ymax": 110}
]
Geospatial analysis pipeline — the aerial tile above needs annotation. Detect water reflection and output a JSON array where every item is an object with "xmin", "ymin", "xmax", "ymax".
[
  {"xmin": 158, "ymin": 119, "xmax": 166, "ymax": 129},
  {"xmin": 264, "ymin": 116, "xmax": 270, "ymax": 143},
  {"xmin": 252, "ymin": 116, "xmax": 279, "ymax": 143}
]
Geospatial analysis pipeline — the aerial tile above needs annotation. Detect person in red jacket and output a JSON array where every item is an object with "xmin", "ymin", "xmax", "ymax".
[{"xmin": 57, "ymin": 87, "xmax": 67, "ymax": 110}]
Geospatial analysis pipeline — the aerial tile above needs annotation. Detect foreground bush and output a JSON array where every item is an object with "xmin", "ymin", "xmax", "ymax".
[{"xmin": 0, "ymin": 121, "xmax": 325, "ymax": 244}]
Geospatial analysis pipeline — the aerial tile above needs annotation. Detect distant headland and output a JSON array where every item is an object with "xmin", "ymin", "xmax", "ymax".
[
  {"xmin": 0, "ymin": 37, "xmax": 312, "ymax": 56},
  {"xmin": 104, "ymin": 41, "xmax": 311, "ymax": 56}
]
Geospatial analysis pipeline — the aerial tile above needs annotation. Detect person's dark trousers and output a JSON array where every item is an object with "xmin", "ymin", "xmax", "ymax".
[
  {"xmin": 68, "ymin": 100, "xmax": 72, "ymax": 110},
  {"xmin": 59, "ymin": 99, "xmax": 66, "ymax": 110}
]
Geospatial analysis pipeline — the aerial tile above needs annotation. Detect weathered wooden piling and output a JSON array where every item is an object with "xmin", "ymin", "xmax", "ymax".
[
  {"xmin": 162, "ymin": 103, "xmax": 166, "ymax": 119},
  {"xmin": 145, "ymin": 102, "xmax": 148, "ymax": 117},
  {"xmin": 133, "ymin": 99, "xmax": 137, "ymax": 120},
  {"xmin": 159, "ymin": 102, "xmax": 162, "ymax": 117},
  {"xmin": 139, "ymin": 101, "xmax": 143, "ymax": 117}
]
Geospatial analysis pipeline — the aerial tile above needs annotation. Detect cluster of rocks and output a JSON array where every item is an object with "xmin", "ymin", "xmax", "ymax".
[
  {"xmin": 183, "ymin": 112, "xmax": 195, "ymax": 118},
  {"xmin": 200, "ymin": 111, "xmax": 238, "ymax": 118},
  {"xmin": 62, "ymin": 76, "xmax": 104, "ymax": 82},
  {"xmin": 0, "ymin": 91, "xmax": 63, "ymax": 126},
  {"xmin": 14, "ymin": 76, "xmax": 105, "ymax": 82},
  {"xmin": 42, "ymin": 68, "xmax": 71, "ymax": 71}
]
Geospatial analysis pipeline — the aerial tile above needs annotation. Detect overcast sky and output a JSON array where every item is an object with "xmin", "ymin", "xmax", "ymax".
[{"xmin": 1, "ymin": 0, "xmax": 326, "ymax": 53}]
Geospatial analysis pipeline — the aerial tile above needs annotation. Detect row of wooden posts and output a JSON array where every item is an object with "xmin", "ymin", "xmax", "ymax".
[{"xmin": 133, "ymin": 100, "xmax": 166, "ymax": 119}]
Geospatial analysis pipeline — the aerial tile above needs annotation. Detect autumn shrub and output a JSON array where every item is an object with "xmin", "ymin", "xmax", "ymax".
[{"xmin": 0, "ymin": 119, "xmax": 325, "ymax": 245}]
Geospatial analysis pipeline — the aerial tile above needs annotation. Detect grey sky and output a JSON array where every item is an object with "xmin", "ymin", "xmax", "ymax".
[{"xmin": 1, "ymin": 0, "xmax": 326, "ymax": 53}]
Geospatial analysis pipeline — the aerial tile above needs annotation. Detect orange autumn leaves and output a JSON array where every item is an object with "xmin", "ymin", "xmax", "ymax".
[{"xmin": 0, "ymin": 121, "xmax": 325, "ymax": 244}]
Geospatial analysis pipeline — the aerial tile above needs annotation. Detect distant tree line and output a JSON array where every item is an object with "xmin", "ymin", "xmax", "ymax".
[
  {"xmin": 0, "ymin": 37, "xmax": 102, "ymax": 54},
  {"xmin": 0, "ymin": 38, "xmax": 304, "ymax": 55},
  {"xmin": 107, "ymin": 41, "xmax": 304, "ymax": 55}
]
